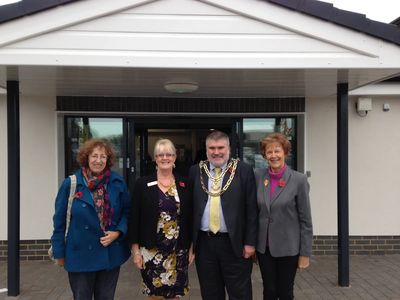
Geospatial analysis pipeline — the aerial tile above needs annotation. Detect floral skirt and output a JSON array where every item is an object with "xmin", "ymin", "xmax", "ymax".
[{"xmin": 140, "ymin": 247, "xmax": 189, "ymax": 299}]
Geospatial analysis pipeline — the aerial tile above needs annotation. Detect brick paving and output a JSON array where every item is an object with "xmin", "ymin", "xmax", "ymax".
[{"xmin": 1, "ymin": 255, "xmax": 400, "ymax": 299}]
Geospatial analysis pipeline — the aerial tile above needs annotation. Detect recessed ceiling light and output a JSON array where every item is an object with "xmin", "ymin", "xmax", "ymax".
[{"xmin": 164, "ymin": 83, "xmax": 198, "ymax": 94}]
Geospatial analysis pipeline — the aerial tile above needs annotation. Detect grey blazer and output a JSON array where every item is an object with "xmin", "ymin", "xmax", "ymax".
[{"xmin": 255, "ymin": 166, "xmax": 313, "ymax": 257}]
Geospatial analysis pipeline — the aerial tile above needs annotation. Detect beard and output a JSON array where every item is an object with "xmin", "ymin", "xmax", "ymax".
[{"xmin": 207, "ymin": 154, "xmax": 229, "ymax": 167}]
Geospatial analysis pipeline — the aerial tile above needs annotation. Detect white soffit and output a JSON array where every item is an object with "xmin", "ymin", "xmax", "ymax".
[
  {"xmin": 0, "ymin": 0, "xmax": 395, "ymax": 69},
  {"xmin": 350, "ymin": 82, "xmax": 400, "ymax": 96}
]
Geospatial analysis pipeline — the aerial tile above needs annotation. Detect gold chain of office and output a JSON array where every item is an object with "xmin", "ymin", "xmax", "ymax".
[{"xmin": 199, "ymin": 158, "xmax": 239, "ymax": 197}]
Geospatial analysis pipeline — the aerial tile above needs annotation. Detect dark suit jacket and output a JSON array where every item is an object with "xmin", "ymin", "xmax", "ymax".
[
  {"xmin": 189, "ymin": 160, "xmax": 258, "ymax": 258},
  {"xmin": 255, "ymin": 166, "xmax": 313, "ymax": 257},
  {"xmin": 127, "ymin": 172, "xmax": 193, "ymax": 250}
]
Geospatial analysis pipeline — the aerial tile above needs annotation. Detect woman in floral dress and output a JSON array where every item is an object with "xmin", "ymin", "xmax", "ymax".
[{"xmin": 128, "ymin": 139, "xmax": 194, "ymax": 300}]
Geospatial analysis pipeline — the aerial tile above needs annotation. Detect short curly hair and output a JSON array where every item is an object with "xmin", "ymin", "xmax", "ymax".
[
  {"xmin": 76, "ymin": 139, "xmax": 116, "ymax": 169},
  {"xmin": 260, "ymin": 132, "xmax": 291, "ymax": 158}
]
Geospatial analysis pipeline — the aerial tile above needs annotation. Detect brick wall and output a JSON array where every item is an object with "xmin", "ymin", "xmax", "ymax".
[
  {"xmin": 313, "ymin": 235, "xmax": 400, "ymax": 255},
  {"xmin": 1, "ymin": 236, "xmax": 400, "ymax": 261},
  {"xmin": 0, "ymin": 240, "xmax": 51, "ymax": 262}
]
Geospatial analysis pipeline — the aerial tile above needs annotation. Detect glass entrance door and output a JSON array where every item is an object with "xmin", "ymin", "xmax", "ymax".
[{"xmin": 65, "ymin": 116, "xmax": 299, "ymax": 191}]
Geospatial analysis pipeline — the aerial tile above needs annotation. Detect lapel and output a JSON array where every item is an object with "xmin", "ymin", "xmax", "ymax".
[
  {"xmin": 220, "ymin": 160, "xmax": 233, "ymax": 204},
  {"xmin": 221, "ymin": 161, "xmax": 230, "ymax": 188},
  {"xmin": 147, "ymin": 172, "xmax": 160, "ymax": 210},
  {"xmin": 75, "ymin": 171, "xmax": 95, "ymax": 207},
  {"xmin": 174, "ymin": 173, "xmax": 186, "ymax": 209},
  {"xmin": 76, "ymin": 170, "xmax": 123, "ymax": 208},
  {"xmin": 201, "ymin": 163, "xmax": 211, "ymax": 190},
  {"xmin": 196, "ymin": 163, "xmax": 210, "ymax": 212},
  {"xmin": 79, "ymin": 187, "xmax": 94, "ymax": 206},
  {"xmin": 107, "ymin": 180, "xmax": 121, "ymax": 208},
  {"xmin": 261, "ymin": 169, "xmax": 272, "ymax": 213},
  {"xmin": 270, "ymin": 167, "xmax": 291, "ymax": 206}
]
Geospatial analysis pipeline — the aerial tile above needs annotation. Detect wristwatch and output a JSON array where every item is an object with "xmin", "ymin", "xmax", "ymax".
[{"xmin": 133, "ymin": 249, "xmax": 141, "ymax": 255}]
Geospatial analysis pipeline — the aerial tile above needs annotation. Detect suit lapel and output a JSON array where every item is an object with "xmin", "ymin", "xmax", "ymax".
[
  {"xmin": 262, "ymin": 170, "xmax": 272, "ymax": 213},
  {"xmin": 202, "ymin": 163, "xmax": 210, "ymax": 193},
  {"xmin": 221, "ymin": 162, "xmax": 230, "ymax": 188},
  {"xmin": 270, "ymin": 167, "xmax": 291, "ymax": 206}
]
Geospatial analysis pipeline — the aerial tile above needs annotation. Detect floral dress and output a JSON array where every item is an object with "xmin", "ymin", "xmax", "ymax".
[{"xmin": 140, "ymin": 183, "xmax": 189, "ymax": 299}]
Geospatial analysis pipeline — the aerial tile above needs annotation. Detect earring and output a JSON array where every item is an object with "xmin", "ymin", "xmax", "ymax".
[
  {"xmin": 173, "ymin": 164, "xmax": 176, "ymax": 168},
  {"xmin": 155, "ymin": 165, "xmax": 158, "ymax": 170}
]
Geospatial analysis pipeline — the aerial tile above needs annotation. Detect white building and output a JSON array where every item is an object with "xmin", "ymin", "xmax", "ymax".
[{"xmin": 1, "ymin": 0, "xmax": 400, "ymax": 263}]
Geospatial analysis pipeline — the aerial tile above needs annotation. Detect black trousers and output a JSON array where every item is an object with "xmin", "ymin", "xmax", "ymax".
[
  {"xmin": 68, "ymin": 266, "xmax": 120, "ymax": 300},
  {"xmin": 257, "ymin": 248, "xmax": 299, "ymax": 300},
  {"xmin": 195, "ymin": 231, "xmax": 253, "ymax": 300}
]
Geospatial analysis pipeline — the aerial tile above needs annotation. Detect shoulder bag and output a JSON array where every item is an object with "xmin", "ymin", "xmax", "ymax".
[{"xmin": 48, "ymin": 174, "xmax": 77, "ymax": 260}]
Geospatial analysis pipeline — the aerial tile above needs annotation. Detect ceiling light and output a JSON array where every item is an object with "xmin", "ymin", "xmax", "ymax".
[{"xmin": 164, "ymin": 83, "xmax": 198, "ymax": 94}]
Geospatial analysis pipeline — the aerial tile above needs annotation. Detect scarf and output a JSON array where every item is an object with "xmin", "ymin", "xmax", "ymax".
[{"xmin": 82, "ymin": 167, "xmax": 113, "ymax": 233}]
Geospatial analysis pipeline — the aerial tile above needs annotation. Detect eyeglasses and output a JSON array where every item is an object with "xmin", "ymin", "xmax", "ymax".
[
  {"xmin": 89, "ymin": 155, "xmax": 108, "ymax": 161},
  {"xmin": 155, "ymin": 153, "xmax": 175, "ymax": 158}
]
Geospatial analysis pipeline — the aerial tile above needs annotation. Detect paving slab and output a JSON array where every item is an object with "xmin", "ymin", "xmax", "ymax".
[{"xmin": 0, "ymin": 255, "xmax": 400, "ymax": 299}]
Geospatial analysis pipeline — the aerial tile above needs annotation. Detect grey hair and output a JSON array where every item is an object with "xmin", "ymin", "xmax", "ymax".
[{"xmin": 206, "ymin": 131, "xmax": 230, "ymax": 147}]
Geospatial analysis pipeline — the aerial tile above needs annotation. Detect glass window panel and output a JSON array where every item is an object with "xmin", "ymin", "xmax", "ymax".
[
  {"xmin": 66, "ymin": 117, "xmax": 86, "ymax": 175},
  {"xmin": 65, "ymin": 117, "xmax": 124, "ymax": 177},
  {"xmin": 243, "ymin": 118, "xmax": 296, "ymax": 171},
  {"xmin": 88, "ymin": 118, "xmax": 123, "ymax": 177}
]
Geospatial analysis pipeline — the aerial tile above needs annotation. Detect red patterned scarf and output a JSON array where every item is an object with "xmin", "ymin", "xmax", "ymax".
[{"xmin": 82, "ymin": 167, "xmax": 113, "ymax": 233}]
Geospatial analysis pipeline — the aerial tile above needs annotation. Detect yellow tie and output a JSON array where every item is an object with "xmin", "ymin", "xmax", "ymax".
[{"xmin": 209, "ymin": 167, "xmax": 221, "ymax": 234}]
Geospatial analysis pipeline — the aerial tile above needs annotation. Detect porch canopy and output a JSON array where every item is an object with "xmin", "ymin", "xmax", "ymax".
[
  {"xmin": 0, "ymin": 0, "xmax": 400, "ymax": 98},
  {"xmin": 1, "ymin": 0, "xmax": 400, "ymax": 295}
]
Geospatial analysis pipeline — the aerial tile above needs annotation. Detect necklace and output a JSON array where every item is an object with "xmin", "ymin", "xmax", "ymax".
[
  {"xmin": 199, "ymin": 158, "xmax": 239, "ymax": 197},
  {"xmin": 157, "ymin": 174, "xmax": 174, "ymax": 188}
]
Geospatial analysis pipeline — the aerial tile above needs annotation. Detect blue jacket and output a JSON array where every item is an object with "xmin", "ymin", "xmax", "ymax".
[{"xmin": 51, "ymin": 169, "xmax": 131, "ymax": 272}]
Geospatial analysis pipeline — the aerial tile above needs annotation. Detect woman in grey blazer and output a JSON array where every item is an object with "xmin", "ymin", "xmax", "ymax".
[{"xmin": 254, "ymin": 133, "xmax": 313, "ymax": 300}]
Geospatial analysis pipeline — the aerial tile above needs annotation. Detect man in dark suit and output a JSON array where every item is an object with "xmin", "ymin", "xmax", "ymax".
[{"xmin": 189, "ymin": 130, "xmax": 258, "ymax": 300}]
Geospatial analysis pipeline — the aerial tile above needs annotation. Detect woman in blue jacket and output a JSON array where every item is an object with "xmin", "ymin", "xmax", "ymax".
[{"xmin": 51, "ymin": 139, "xmax": 131, "ymax": 300}]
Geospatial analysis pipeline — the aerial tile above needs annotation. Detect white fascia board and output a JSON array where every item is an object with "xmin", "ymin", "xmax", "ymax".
[
  {"xmin": 350, "ymin": 82, "xmax": 400, "ymax": 96},
  {"xmin": 378, "ymin": 41, "xmax": 400, "ymax": 68},
  {"xmin": 0, "ymin": 49, "xmax": 381, "ymax": 69},
  {"xmin": 200, "ymin": 0, "xmax": 381, "ymax": 58},
  {"xmin": 0, "ymin": 0, "xmax": 157, "ymax": 47}
]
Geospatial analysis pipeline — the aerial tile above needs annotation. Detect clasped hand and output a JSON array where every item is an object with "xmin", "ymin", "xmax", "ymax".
[{"xmin": 100, "ymin": 231, "xmax": 120, "ymax": 247}]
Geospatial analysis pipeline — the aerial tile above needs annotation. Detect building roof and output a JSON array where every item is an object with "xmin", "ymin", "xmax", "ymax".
[
  {"xmin": 0, "ymin": 0, "xmax": 79, "ymax": 24},
  {"xmin": 0, "ymin": 0, "xmax": 399, "ymax": 45},
  {"xmin": 268, "ymin": 0, "xmax": 400, "ymax": 45}
]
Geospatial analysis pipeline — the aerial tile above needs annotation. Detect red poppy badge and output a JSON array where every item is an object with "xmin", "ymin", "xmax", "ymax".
[
  {"xmin": 75, "ymin": 191, "xmax": 83, "ymax": 198},
  {"xmin": 180, "ymin": 182, "xmax": 185, "ymax": 188},
  {"xmin": 279, "ymin": 180, "xmax": 285, "ymax": 187}
]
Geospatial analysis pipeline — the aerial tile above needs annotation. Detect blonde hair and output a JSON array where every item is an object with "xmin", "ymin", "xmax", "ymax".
[{"xmin": 153, "ymin": 139, "xmax": 176, "ymax": 159}]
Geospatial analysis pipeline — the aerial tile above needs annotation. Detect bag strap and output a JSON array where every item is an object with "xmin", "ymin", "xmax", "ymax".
[{"xmin": 64, "ymin": 174, "xmax": 77, "ymax": 242}]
